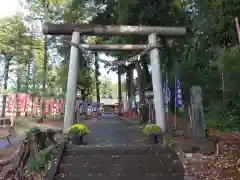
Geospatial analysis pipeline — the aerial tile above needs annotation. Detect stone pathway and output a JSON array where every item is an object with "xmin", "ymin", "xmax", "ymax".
[
  {"xmin": 82, "ymin": 115, "xmax": 147, "ymax": 146},
  {"xmin": 55, "ymin": 116, "xmax": 184, "ymax": 180}
]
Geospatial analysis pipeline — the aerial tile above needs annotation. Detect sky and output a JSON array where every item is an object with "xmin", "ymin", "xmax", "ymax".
[
  {"xmin": 0, "ymin": 0, "xmax": 22, "ymax": 17},
  {"xmin": 0, "ymin": 0, "xmax": 119, "ymax": 83}
]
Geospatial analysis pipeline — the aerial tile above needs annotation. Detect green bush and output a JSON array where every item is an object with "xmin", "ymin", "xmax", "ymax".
[
  {"xmin": 205, "ymin": 100, "xmax": 240, "ymax": 132},
  {"xmin": 28, "ymin": 146, "xmax": 55, "ymax": 172},
  {"xmin": 142, "ymin": 124, "xmax": 161, "ymax": 135},
  {"xmin": 25, "ymin": 127, "xmax": 41, "ymax": 136},
  {"xmin": 68, "ymin": 124, "xmax": 89, "ymax": 135}
]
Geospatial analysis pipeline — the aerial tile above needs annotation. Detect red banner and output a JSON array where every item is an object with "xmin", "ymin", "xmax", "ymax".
[
  {"xmin": 7, "ymin": 93, "xmax": 16, "ymax": 113},
  {"xmin": 6, "ymin": 93, "xmax": 65, "ymax": 117},
  {"xmin": 55, "ymin": 99, "xmax": 61, "ymax": 113},
  {"xmin": 32, "ymin": 97, "xmax": 38, "ymax": 115},
  {"xmin": 24, "ymin": 94, "xmax": 31, "ymax": 113},
  {"xmin": 40, "ymin": 99, "xmax": 49, "ymax": 116},
  {"xmin": 49, "ymin": 98, "xmax": 54, "ymax": 113}
]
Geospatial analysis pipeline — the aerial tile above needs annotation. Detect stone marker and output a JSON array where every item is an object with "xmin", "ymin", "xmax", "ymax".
[{"xmin": 190, "ymin": 86, "xmax": 205, "ymax": 138}]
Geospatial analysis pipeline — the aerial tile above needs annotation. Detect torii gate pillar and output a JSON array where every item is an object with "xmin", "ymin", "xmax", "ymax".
[
  {"xmin": 148, "ymin": 33, "xmax": 166, "ymax": 132},
  {"xmin": 63, "ymin": 31, "xmax": 80, "ymax": 134}
]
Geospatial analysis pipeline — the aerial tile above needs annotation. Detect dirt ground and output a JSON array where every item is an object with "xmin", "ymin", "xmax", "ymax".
[
  {"xmin": 0, "ymin": 114, "xmax": 94, "ymax": 159},
  {"xmin": 173, "ymin": 118, "xmax": 240, "ymax": 180},
  {"xmin": 0, "ymin": 115, "xmax": 64, "ymax": 161}
]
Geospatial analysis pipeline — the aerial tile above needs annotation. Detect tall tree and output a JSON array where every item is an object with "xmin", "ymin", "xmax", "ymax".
[
  {"xmin": 0, "ymin": 15, "xmax": 31, "ymax": 116},
  {"xmin": 100, "ymin": 76, "xmax": 113, "ymax": 99}
]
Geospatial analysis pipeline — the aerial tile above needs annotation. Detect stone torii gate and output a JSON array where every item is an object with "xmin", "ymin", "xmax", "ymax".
[{"xmin": 42, "ymin": 24, "xmax": 186, "ymax": 134}]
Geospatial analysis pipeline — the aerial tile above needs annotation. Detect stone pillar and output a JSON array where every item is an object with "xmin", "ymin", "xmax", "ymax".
[
  {"xmin": 148, "ymin": 33, "xmax": 166, "ymax": 132},
  {"xmin": 63, "ymin": 32, "xmax": 80, "ymax": 134},
  {"xmin": 190, "ymin": 86, "xmax": 205, "ymax": 138}
]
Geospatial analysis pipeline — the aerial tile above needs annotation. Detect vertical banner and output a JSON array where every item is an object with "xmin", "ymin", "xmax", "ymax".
[
  {"xmin": 55, "ymin": 99, "xmax": 60, "ymax": 114},
  {"xmin": 32, "ymin": 97, "xmax": 38, "ymax": 115},
  {"xmin": 173, "ymin": 77, "xmax": 184, "ymax": 129},
  {"xmin": 17, "ymin": 93, "xmax": 26, "ymax": 113},
  {"xmin": 44, "ymin": 100, "xmax": 49, "ymax": 115},
  {"xmin": 175, "ymin": 79, "xmax": 184, "ymax": 109},
  {"xmin": 163, "ymin": 74, "xmax": 171, "ymax": 108},
  {"xmin": 24, "ymin": 94, "xmax": 31, "ymax": 114},
  {"xmin": 49, "ymin": 98, "xmax": 55, "ymax": 113},
  {"xmin": 7, "ymin": 93, "xmax": 16, "ymax": 115}
]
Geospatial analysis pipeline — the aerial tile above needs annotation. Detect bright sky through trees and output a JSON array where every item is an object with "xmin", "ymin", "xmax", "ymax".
[{"xmin": 0, "ymin": 0, "xmax": 119, "ymax": 83}]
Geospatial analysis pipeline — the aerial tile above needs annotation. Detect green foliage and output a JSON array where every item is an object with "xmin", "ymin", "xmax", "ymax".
[
  {"xmin": 25, "ymin": 127, "xmax": 41, "ymax": 136},
  {"xmin": 142, "ymin": 124, "xmax": 162, "ymax": 135},
  {"xmin": 100, "ymin": 76, "xmax": 113, "ymax": 99},
  {"xmin": 68, "ymin": 124, "xmax": 89, "ymax": 135},
  {"xmin": 28, "ymin": 146, "xmax": 55, "ymax": 172}
]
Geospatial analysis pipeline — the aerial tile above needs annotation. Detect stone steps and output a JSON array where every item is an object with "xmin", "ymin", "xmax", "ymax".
[
  {"xmin": 54, "ymin": 174, "xmax": 183, "ymax": 180},
  {"xmin": 55, "ymin": 144, "xmax": 184, "ymax": 180}
]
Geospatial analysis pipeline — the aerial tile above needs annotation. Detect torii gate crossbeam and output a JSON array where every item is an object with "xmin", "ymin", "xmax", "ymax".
[{"xmin": 42, "ymin": 23, "xmax": 186, "ymax": 36}]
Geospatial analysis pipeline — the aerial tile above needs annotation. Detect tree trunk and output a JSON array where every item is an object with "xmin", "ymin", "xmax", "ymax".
[
  {"xmin": 1, "ymin": 57, "xmax": 11, "ymax": 117},
  {"xmin": 31, "ymin": 58, "xmax": 36, "ymax": 115},
  {"xmin": 40, "ymin": 34, "xmax": 48, "ymax": 122},
  {"xmin": 95, "ymin": 53, "xmax": 100, "ymax": 103},
  {"xmin": 81, "ymin": 89, "xmax": 86, "ymax": 100},
  {"xmin": 141, "ymin": 58, "xmax": 151, "ymax": 87},
  {"xmin": 135, "ymin": 62, "xmax": 148, "ymax": 124},
  {"xmin": 16, "ymin": 74, "xmax": 21, "ymax": 117},
  {"xmin": 25, "ymin": 53, "xmax": 32, "ymax": 117},
  {"xmin": 125, "ymin": 68, "xmax": 131, "ymax": 116},
  {"xmin": 117, "ymin": 66, "xmax": 122, "ymax": 115}
]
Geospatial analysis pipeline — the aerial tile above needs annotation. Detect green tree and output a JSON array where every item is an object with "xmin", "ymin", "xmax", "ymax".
[
  {"xmin": 100, "ymin": 76, "xmax": 113, "ymax": 99},
  {"xmin": 0, "ymin": 15, "xmax": 32, "ymax": 116}
]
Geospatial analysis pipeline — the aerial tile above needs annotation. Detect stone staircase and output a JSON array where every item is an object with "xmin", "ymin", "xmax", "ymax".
[{"xmin": 54, "ymin": 144, "xmax": 184, "ymax": 180}]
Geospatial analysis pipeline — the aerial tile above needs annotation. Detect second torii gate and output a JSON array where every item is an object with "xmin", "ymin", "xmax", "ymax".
[{"xmin": 42, "ymin": 24, "xmax": 186, "ymax": 134}]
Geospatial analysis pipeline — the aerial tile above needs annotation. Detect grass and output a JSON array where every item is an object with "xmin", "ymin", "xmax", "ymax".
[{"xmin": 0, "ymin": 136, "xmax": 5, "ymax": 139}]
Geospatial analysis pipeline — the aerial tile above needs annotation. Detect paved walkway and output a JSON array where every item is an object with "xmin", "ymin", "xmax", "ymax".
[{"xmin": 83, "ymin": 115, "xmax": 147, "ymax": 146}]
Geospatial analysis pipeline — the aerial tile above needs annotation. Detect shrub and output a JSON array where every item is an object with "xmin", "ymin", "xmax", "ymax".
[
  {"xmin": 142, "ymin": 124, "xmax": 161, "ymax": 135},
  {"xmin": 68, "ymin": 124, "xmax": 89, "ymax": 135}
]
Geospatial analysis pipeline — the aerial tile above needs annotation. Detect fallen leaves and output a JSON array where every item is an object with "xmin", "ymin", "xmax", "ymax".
[{"xmin": 183, "ymin": 129, "xmax": 240, "ymax": 179}]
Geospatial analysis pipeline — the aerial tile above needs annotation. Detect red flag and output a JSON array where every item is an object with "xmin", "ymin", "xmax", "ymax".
[
  {"xmin": 55, "ymin": 99, "xmax": 60, "ymax": 113},
  {"xmin": 235, "ymin": 17, "xmax": 240, "ymax": 43},
  {"xmin": 44, "ymin": 100, "xmax": 49, "ymax": 115},
  {"xmin": 7, "ymin": 93, "xmax": 16, "ymax": 113},
  {"xmin": 17, "ymin": 93, "xmax": 25, "ymax": 113},
  {"xmin": 24, "ymin": 94, "xmax": 30, "ymax": 113},
  {"xmin": 49, "ymin": 98, "xmax": 54, "ymax": 113},
  {"xmin": 32, "ymin": 97, "xmax": 38, "ymax": 115}
]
